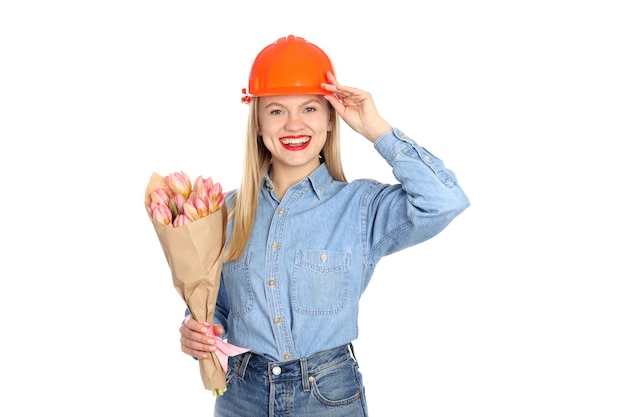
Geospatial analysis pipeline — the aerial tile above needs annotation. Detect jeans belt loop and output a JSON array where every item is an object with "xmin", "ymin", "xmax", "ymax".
[
  {"xmin": 238, "ymin": 352, "xmax": 252, "ymax": 380},
  {"xmin": 300, "ymin": 357, "xmax": 310, "ymax": 392}
]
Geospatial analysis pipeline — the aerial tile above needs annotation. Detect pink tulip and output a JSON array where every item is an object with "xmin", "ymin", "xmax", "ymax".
[
  {"xmin": 194, "ymin": 176, "xmax": 216, "ymax": 201},
  {"xmin": 195, "ymin": 182, "xmax": 208, "ymax": 201},
  {"xmin": 166, "ymin": 171, "xmax": 192, "ymax": 198},
  {"xmin": 151, "ymin": 203, "xmax": 172, "ymax": 225},
  {"xmin": 194, "ymin": 175, "xmax": 213, "ymax": 190},
  {"xmin": 147, "ymin": 201, "xmax": 164, "ymax": 216},
  {"xmin": 183, "ymin": 199, "xmax": 200, "ymax": 220},
  {"xmin": 173, "ymin": 214, "xmax": 190, "ymax": 227},
  {"xmin": 211, "ymin": 182, "xmax": 222, "ymax": 194},
  {"xmin": 193, "ymin": 176, "xmax": 205, "ymax": 192},
  {"xmin": 208, "ymin": 183, "xmax": 224, "ymax": 212},
  {"xmin": 194, "ymin": 196, "xmax": 210, "ymax": 218},
  {"xmin": 150, "ymin": 187, "xmax": 170, "ymax": 206}
]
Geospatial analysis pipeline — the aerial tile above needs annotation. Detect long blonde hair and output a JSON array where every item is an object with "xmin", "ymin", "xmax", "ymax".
[{"xmin": 225, "ymin": 97, "xmax": 345, "ymax": 261}]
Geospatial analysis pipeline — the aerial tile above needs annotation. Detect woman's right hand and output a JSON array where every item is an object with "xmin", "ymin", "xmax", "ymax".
[{"xmin": 179, "ymin": 316, "xmax": 224, "ymax": 359}]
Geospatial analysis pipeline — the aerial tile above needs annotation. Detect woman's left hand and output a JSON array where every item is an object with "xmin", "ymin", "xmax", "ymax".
[{"xmin": 322, "ymin": 72, "xmax": 393, "ymax": 143}]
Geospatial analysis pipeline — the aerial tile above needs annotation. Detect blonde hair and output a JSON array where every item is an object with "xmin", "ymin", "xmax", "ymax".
[{"xmin": 225, "ymin": 97, "xmax": 345, "ymax": 261}]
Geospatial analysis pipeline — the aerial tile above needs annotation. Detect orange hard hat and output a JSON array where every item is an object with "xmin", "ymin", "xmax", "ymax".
[{"xmin": 242, "ymin": 35, "xmax": 335, "ymax": 103}]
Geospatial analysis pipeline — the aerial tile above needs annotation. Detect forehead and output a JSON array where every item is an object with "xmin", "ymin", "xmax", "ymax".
[{"xmin": 258, "ymin": 94, "xmax": 325, "ymax": 108}]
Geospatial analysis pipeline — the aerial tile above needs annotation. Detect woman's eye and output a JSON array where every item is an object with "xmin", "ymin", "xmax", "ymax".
[
  {"xmin": 270, "ymin": 109, "xmax": 282, "ymax": 115},
  {"xmin": 304, "ymin": 106, "xmax": 316, "ymax": 113}
]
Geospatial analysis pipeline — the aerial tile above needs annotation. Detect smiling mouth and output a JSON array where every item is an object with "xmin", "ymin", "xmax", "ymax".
[{"xmin": 280, "ymin": 136, "xmax": 311, "ymax": 146}]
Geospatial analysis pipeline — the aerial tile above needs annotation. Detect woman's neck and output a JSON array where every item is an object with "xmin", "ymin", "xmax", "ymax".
[{"xmin": 269, "ymin": 159, "xmax": 321, "ymax": 200}]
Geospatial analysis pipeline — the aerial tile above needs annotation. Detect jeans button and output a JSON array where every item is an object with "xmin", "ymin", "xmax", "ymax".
[{"xmin": 272, "ymin": 366, "xmax": 282, "ymax": 376}]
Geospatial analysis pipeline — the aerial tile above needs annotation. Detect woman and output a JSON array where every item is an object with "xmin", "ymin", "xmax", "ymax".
[{"xmin": 180, "ymin": 35, "xmax": 470, "ymax": 417}]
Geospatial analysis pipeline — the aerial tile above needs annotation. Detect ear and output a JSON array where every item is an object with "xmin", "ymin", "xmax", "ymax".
[{"xmin": 327, "ymin": 114, "xmax": 333, "ymax": 132}]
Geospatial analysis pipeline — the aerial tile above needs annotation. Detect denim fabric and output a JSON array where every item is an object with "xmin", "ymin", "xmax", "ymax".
[
  {"xmin": 214, "ymin": 128, "xmax": 470, "ymax": 361},
  {"xmin": 215, "ymin": 344, "xmax": 367, "ymax": 417}
]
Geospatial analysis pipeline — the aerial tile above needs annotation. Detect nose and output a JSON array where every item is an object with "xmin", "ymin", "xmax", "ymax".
[{"xmin": 284, "ymin": 112, "xmax": 304, "ymax": 131}]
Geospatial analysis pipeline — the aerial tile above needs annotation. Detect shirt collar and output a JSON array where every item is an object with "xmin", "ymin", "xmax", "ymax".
[{"xmin": 263, "ymin": 162, "xmax": 334, "ymax": 200}]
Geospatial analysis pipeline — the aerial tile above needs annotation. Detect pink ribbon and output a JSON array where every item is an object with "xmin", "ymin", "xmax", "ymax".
[{"xmin": 201, "ymin": 322, "xmax": 250, "ymax": 372}]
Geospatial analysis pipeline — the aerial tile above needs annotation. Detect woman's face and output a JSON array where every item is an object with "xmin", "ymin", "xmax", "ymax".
[{"xmin": 258, "ymin": 94, "xmax": 332, "ymax": 174}]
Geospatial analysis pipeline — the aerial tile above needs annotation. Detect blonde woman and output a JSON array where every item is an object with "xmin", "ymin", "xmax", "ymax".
[{"xmin": 180, "ymin": 35, "xmax": 470, "ymax": 417}]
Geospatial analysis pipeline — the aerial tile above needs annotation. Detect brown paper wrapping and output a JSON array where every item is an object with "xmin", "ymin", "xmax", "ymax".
[{"xmin": 145, "ymin": 172, "xmax": 228, "ymax": 391}]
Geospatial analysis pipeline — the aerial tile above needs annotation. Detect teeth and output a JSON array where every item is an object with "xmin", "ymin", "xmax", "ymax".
[{"xmin": 280, "ymin": 137, "xmax": 310, "ymax": 145}]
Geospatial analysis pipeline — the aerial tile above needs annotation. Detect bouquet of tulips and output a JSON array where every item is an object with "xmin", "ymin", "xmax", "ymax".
[{"xmin": 145, "ymin": 171, "xmax": 249, "ymax": 397}]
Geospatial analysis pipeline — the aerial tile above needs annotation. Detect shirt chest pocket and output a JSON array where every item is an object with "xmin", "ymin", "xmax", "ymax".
[{"xmin": 291, "ymin": 249, "xmax": 350, "ymax": 315}]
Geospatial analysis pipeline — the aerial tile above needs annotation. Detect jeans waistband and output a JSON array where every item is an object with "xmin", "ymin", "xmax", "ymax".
[{"xmin": 235, "ymin": 344, "xmax": 355, "ymax": 385}]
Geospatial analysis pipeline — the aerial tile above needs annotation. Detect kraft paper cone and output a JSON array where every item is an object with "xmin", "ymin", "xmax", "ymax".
[{"xmin": 145, "ymin": 172, "xmax": 228, "ymax": 391}]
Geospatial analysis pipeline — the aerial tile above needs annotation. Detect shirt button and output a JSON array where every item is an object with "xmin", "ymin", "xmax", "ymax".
[
  {"xmin": 424, "ymin": 155, "xmax": 431, "ymax": 162},
  {"xmin": 272, "ymin": 366, "xmax": 282, "ymax": 375},
  {"xmin": 283, "ymin": 354, "xmax": 291, "ymax": 360},
  {"xmin": 320, "ymin": 254, "xmax": 327, "ymax": 262},
  {"xmin": 278, "ymin": 209, "xmax": 284, "ymax": 216},
  {"xmin": 268, "ymin": 279, "xmax": 275, "ymax": 286},
  {"xmin": 271, "ymin": 242, "xmax": 278, "ymax": 250},
  {"xmin": 274, "ymin": 317, "xmax": 281, "ymax": 324},
  {"xmin": 265, "ymin": 181, "xmax": 270, "ymax": 188}
]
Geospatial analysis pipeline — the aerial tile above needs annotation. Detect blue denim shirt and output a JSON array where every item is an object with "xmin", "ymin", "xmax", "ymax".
[{"xmin": 214, "ymin": 128, "xmax": 470, "ymax": 361}]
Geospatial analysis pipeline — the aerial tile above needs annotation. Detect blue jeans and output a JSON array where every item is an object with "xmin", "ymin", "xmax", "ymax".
[{"xmin": 214, "ymin": 344, "xmax": 368, "ymax": 417}]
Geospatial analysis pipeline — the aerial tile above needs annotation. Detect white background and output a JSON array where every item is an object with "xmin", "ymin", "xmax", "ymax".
[{"xmin": 1, "ymin": 1, "xmax": 625, "ymax": 416}]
